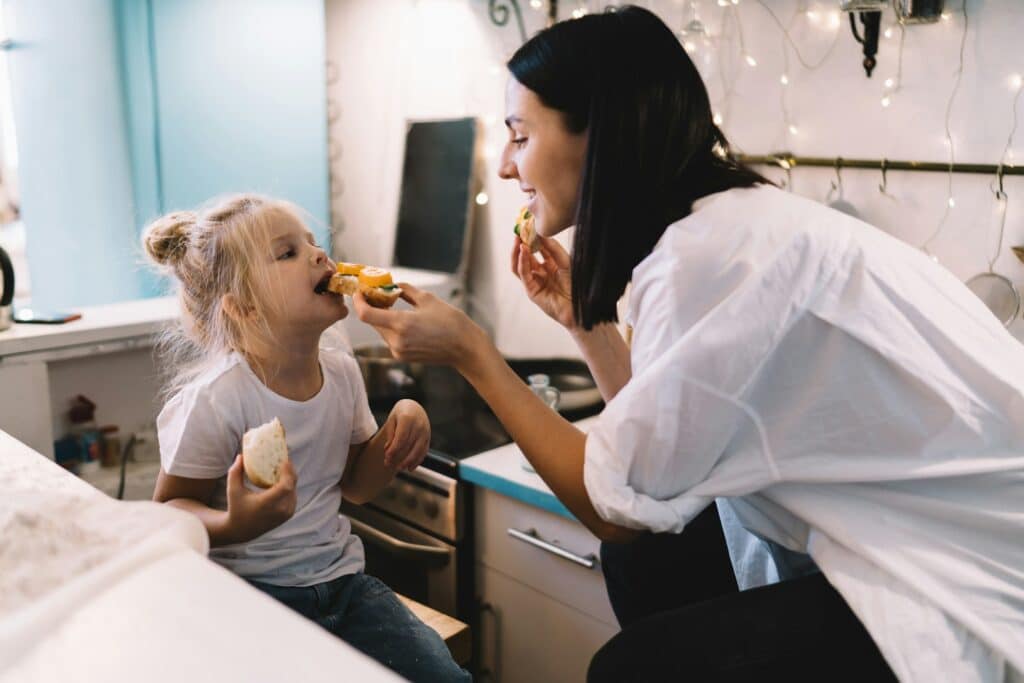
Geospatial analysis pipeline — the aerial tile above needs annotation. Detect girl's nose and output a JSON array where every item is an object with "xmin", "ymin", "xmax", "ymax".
[{"xmin": 310, "ymin": 249, "xmax": 326, "ymax": 266}]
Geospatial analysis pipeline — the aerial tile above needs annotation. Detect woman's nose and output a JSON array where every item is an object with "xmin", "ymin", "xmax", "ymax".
[{"xmin": 498, "ymin": 147, "xmax": 517, "ymax": 180}]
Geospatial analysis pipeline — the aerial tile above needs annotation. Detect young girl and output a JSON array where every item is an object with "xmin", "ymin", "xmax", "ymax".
[{"xmin": 145, "ymin": 193, "xmax": 469, "ymax": 682}]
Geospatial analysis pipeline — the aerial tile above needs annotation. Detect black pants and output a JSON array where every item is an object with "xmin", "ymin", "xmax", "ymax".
[{"xmin": 592, "ymin": 502, "xmax": 896, "ymax": 682}]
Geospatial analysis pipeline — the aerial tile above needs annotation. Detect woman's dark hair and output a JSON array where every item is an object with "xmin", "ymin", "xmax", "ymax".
[{"xmin": 508, "ymin": 6, "xmax": 768, "ymax": 330}]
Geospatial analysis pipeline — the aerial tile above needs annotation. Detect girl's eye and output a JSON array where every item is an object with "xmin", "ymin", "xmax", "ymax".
[
  {"xmin": 512, "ymin": 138, "xmax": 527, "ymax": 147},
  {"xmin": 278, "ymin": 248, "xmax": 296, "ymax": 260}
]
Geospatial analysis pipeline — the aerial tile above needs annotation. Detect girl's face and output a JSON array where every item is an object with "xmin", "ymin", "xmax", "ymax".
[
  {"xmin": 499, "ymin": 78, "xmax": 588, "ymax": 237},
  {"xmin": 258, "ymin": 215, "xmax": 346, "ymax": 334}
]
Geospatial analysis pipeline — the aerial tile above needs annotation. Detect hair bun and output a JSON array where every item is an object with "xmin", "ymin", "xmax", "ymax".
[{"xmin": 143, "ymin": 211, "xmax": 197, "ymax": 266}]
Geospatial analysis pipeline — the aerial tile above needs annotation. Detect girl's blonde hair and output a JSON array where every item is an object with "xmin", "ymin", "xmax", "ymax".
[{"xmin": 142, "ymin": 193, "xmax": 307, "ymax": 399}]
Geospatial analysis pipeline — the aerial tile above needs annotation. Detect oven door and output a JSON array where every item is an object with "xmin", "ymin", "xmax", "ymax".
[{"xmin": 342, "ymin": 502, "xmax": 459, "ymax": 616}]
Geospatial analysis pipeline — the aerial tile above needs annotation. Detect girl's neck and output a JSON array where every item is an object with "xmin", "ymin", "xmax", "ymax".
[{"xmin": 243, "ymin": 335, "xmax": 323, "ymax": 402}]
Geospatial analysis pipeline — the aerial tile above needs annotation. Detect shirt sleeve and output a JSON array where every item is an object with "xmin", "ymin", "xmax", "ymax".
[
  {"xmin": 343, "ymin": 355, "xmax": 378, "ymax": 444},
  {"xmin": 157, "ymin": 385, "xmax": 239, "ymax": 479},
  {"xmin": 584, "ymin": 221, "xmax": 814, "ymax": 533}
]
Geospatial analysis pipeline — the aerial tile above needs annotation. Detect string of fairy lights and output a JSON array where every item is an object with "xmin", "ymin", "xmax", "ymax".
[{"xmin": 476, "ymin": 0, "xmax": 1021, "ymax": 271}]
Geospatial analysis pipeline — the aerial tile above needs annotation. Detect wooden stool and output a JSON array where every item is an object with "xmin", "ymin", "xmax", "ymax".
[{"xmin": 396, "ymin": 594, "xmax": 471, "ymax": 666}]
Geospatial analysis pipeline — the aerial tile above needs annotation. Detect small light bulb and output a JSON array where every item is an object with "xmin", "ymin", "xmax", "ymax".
[
  {"xmin": 948, "ymin": 197, "xmax": 956, "ymax": 208},
  {"xmin": 717, "ymin": 0, "xmax": 729, "ymax": 6},
  {"xmin": 884, "ymin": 27, "xmax": 893, "ymax": 39},
  {"xmin": 881, "ymin": 95, "xmax": 892, "ymax": 108},
  {"xmin": 828, "ymin": 11, "xmax": 841, "ymax": 28},
  {"xmin": 571, "ymin": 8, "xmax": 588, "ymax": 18},
  {"xmin": 884, "ymin": 78, "xmax": 894, "ymax": 88},
  {"xmin": 806, "ymin": 10, "xmax": 820, "ymax": 24},
  {"xmin": 780, "ymin": 74, "xmax": 790, "ymax": 85},
  {"xmin": 788, "ymin": 124, "xmax": 799, "ymax": 135},
  {"xmin": 1011, "ymin": 74, "xmax": 1023, "ymax": 90},
  {"xmin": 475, "ymin": 192, "xmax": 490, "ymax": 206},
  {"xmin": 530, "ymin": 0, "xmax": 543, "ymax": 8},
  {"xmin": 713, "ymin": 112, "xmax": 724, "ymax": 125},
  {"xmin": 941, "ymin": 11, "xmax": 952, "ymax": 21},
  {"xmin": 731, "ymin": 0, "xmax": 740, "ymax": 4},
  {"xmin": 745, "ymin": 54, "xmax": 757, "ymax": 67}
]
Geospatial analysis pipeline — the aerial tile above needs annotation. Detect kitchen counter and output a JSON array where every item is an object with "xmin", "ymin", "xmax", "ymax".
[
  {"xmin": 459, "ymin": 416, "xmax": 599, "ymax": 521},
  {"xmin": 0, "ymin": 296, "xmax": 178, "ymax": 361}
]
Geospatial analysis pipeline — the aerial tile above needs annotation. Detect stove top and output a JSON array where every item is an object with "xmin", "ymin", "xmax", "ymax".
[{"xmin": 365, "ymin": 359, "xmax": 603, "ymax": 479}]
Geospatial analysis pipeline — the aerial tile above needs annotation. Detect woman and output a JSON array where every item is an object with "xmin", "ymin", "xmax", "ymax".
[{"xmin": 354, "ymin": 6, "xmax": 1024, "ymax": 681}]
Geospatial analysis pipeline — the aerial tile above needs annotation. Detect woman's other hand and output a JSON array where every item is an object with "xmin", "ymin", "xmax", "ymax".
[
  {"xmin": 511, "ymin": 236, "xmax": 576, "ymax": 330},
  {"xmin": 225, "ymin": 454, "xmax": 297, "ymax": 542},
  {"xmin": 384, "ymin": 399, "xmax": 431, "ymax": 471},
  {"xmin": 353, "ymin": 284, "xmax": 490, "ymax": 372}
]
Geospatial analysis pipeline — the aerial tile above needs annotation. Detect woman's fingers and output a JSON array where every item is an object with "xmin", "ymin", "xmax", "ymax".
[
  {"xmin": 385, "ymin": 419, "xmax": 407, "ymax": 467},
  {"xmin": 537, "ymin": 234, "xmax": 571, "ymax": 268}
]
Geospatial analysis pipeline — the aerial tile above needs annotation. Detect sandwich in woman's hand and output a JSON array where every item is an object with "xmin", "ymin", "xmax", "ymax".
[
  {"xmin": 242, "ymin": 417, "xmax": 289, "ymax": 488},
  {"xmin": 513, "ymin": 206, "xmax": 540, "ymax": 253},
  {"xmin": 326, "ymin": 262, "xmax": 403, "ymax": 308}
]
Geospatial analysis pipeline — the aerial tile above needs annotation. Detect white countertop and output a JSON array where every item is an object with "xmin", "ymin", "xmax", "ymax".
[
  {"xmin": 0, "ymin": 296, "xmax": 178, "ymax": 360},
  {"xmin": 460, "ymin": 415, "xmax": 599, "ymax": 520}
]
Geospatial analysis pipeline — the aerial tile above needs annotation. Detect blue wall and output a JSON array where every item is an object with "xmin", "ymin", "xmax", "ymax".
[
  {"xmin": 6, "ymin": 0, "xmax": 329, "ymax": 308},
  {"xmin": 6, "ymin": 0, "xmax": 144, "ymax": 310}
]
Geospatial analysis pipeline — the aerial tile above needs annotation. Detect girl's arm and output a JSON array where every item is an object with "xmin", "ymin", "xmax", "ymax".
[
  {"xmin": 341, "ymin": 399, "xmax": 429, "ymax": 504},
  {"xmin": 154, "ymin": 455, "xmax": 297, "ymax": 546}
]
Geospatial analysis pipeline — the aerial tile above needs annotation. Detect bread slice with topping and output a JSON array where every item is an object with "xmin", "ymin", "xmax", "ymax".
[
  {"xmin": 358, "ymin": 266, "xmax": 402, "ymax": 308},
  {"xmin": 242, "ymin": 417, "xmax": 289, "ymax": 488},
  {"xmin": 513, "ymin": 206, "xmax": 540, "ymax": 252}
]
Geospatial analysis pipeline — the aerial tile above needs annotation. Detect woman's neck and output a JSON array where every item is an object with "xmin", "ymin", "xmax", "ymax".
[{"xmin": 243, "ymin": 334, "xmax": 323, "ymax": 401}]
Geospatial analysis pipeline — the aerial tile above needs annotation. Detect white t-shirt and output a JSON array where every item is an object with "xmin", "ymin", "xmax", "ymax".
[
  {"xmin": 157, "ymin": 344, "xmax": 378, "ymax": 587},
  {"xmin": 584, "ymin": 184, "xmax": 1024, "ymax": 681}
]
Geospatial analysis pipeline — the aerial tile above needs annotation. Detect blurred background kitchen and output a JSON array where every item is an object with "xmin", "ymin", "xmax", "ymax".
[{"xmin": 0, "ymin": 1, "xmax": 1021, "ymax": 679}]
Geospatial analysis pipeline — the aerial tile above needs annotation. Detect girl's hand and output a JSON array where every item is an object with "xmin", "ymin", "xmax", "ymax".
[
  {"xmin": 510, "ymin": 236, "xmax": 576, "ymax": 330},
  {"xmin": 385, "ymin": 399, "xmax": 430, "ymax": 471},
  {"xmin": 225, "ymin": 454, "xmax": 297, "ymax": 542}
]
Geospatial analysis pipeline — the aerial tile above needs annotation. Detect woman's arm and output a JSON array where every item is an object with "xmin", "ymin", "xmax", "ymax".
[
  {"xmin": 354, "ymin": 288, "xmax": 639, "ymax": 543},
  {"xmin": 570, "ymin": 323, "xmax": 632, "ymax": 401},
  {"xmin": 511, "ymin": 238, "xmax": 631, "ymax": 401}
]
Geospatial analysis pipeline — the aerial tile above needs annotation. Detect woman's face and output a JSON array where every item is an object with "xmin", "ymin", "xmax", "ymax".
[{"xmin": 499, "ymin": 78, "xmax": 587, "ymax": 237}]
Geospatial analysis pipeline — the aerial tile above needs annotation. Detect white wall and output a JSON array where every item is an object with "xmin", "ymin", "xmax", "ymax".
[{"xmin": 325, "ymin": 0, "xmax": 1024, "ymax": 353}]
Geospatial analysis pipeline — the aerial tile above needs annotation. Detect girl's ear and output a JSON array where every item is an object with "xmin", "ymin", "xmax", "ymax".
[{"xmin": 221, "ymin": 293, "xmax": 254, "ymax": 324}]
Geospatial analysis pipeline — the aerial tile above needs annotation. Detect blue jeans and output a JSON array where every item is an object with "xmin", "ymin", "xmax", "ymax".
[{"xmin": 249, "ymin": 573, "xmax": 470, "ymax": 683}]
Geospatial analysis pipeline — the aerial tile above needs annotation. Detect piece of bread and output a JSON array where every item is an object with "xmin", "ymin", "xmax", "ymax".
[
  {"xmin": 242, "ymin": 417, "xmax": 289, "ymax": 488},
  {"xmin": 513, "ymin": 206, "xmax": 540, "ymax": 252},
  {"xmin": 357, "ymin": 266, "xmax": 402, "ymax": 308},
  {"xmin": 326, "ymin": 262, "xmax": 364, "ymax": 296}
]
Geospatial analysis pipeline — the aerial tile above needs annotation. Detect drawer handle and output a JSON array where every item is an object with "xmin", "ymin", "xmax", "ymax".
[{"xmin": 506, "ymin": 527, "xmax": 598, "ymax": 569}]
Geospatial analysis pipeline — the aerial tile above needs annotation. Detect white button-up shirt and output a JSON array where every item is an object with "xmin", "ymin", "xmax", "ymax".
[{"xmin": 584, "ymin": 184, "xmax": 1024, "ymax": 681}]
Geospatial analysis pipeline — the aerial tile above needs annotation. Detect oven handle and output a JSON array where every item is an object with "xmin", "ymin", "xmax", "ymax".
[
  {"xmin": 350, "ymin": 518, "xmax": 451, "ymax": 569},
  {"xmin": 507, "ymin": 527, "xmax": 598, "ymax": 569}
]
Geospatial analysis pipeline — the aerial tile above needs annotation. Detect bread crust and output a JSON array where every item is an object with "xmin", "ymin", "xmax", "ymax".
[{"xmin": 242, "ymin": 418, "xmax": 289, "ymax": 488}]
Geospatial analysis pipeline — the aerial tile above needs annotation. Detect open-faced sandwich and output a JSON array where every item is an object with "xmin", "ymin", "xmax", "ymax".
[
  {"xmin": 324, "ymin": 262, "xmax": 403, "ymax": 308},
  {"xmin": 513, "ymin": 206, "xmax": 540, "ymax": 253}
]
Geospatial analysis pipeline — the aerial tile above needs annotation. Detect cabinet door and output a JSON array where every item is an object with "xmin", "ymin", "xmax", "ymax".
[{"xmin": 476, "ymin": 563, "xmax": 617, "ymax": 683}]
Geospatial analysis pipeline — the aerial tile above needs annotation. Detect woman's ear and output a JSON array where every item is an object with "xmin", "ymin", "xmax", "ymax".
[{"xmin": 221, "ymin": 293, "xmax": 254, "ymax": 324}]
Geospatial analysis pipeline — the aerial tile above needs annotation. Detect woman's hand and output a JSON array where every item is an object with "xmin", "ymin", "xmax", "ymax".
[
  {"xmin": 511, "ymin": 236, "xmax": 576, "ymax": 330},
  {"xmin": 384, "ymin": 399, "xmax": 431, "ymax": 471},
  {"xmin": 225, "ymin": 454, "xmax": 297, "ymax": 543},
  {"xmin": 353, "ymin": 284, "xmax": 492, "ymax": 374}
]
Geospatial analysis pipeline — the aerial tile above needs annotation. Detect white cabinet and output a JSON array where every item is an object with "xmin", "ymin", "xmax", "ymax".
[{"xmin": 474, "ymin": 487, "xmax": 619, "ymax": 682}]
